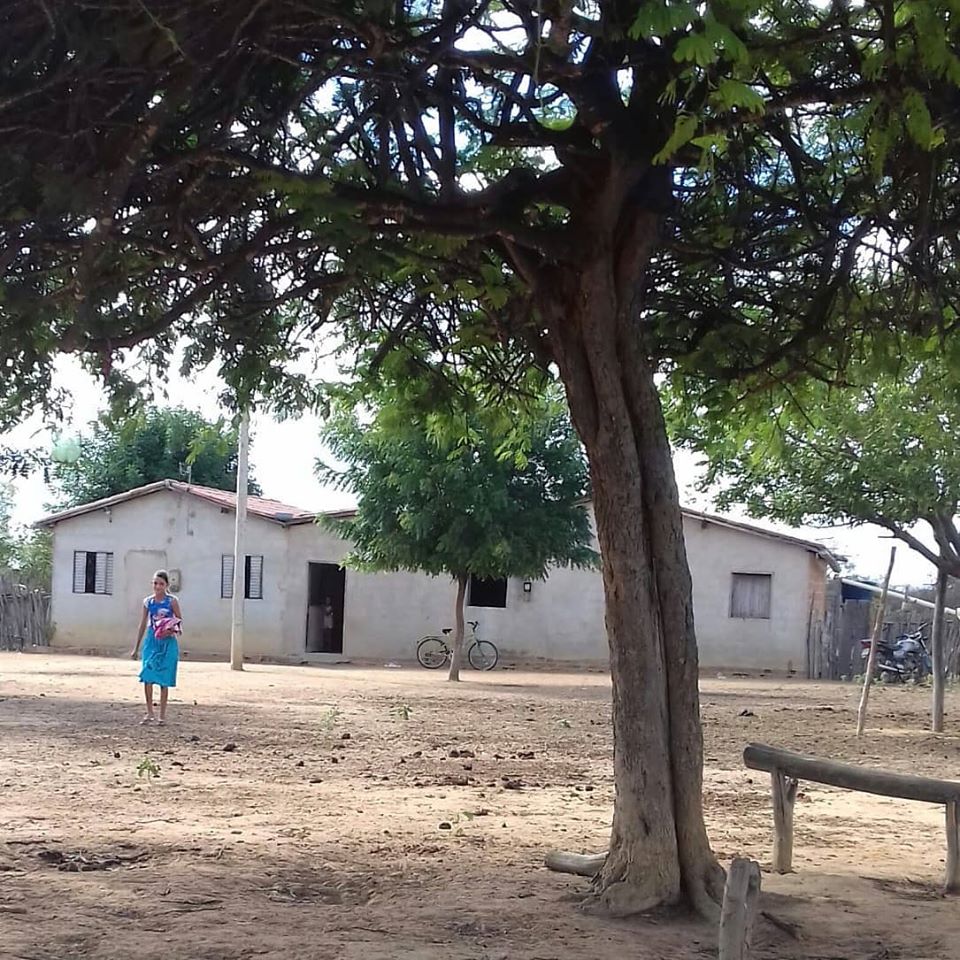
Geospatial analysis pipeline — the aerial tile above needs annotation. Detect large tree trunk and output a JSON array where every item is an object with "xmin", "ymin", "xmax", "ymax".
[
  {"xmin": 447, "ymin": 573, "xmax": 468, "ymax": 682},
  {"xmin": 931, "ymin": 568, "xmax": 948, "ymax": 733},
  {"xmin": 537, "ymin": 210, "xmax": 724, "ymax": 918}
]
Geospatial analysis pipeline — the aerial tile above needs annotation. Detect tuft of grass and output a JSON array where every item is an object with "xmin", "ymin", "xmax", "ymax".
[
  {"xmin": 392, "ymin": 703, "xmax": 413, "ymax": 721},
  {"xmin": 318, "ymin": 706, "xmax": 342, "ymax": 732},
  {"xmin": 137, "ymin": 756, "xmax": 161, "ymax": 780}
]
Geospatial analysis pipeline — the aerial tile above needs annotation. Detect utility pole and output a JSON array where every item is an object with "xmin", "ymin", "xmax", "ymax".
[{"xmin": 230, "ymin": 409, "xmax": 250, "ymax": 672}]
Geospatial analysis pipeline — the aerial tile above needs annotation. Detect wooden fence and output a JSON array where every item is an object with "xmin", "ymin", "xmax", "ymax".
[
  {"xmin": 812, "ymin": 581, "xmax": 960, "ymax": 680},
  {"xmin": 0, "ymin": 576, "xmax": 51, "ymax": 650}
]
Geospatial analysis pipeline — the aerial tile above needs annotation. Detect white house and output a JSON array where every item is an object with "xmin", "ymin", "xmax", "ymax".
[{"xmin": 36, "ymin": 480, "xmax": 838, "ymax": 673}]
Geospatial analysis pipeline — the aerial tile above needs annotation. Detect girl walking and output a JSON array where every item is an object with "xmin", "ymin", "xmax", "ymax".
[{"xmin": 131, "ymin": 570, "xmax": 182, "ymax": 725}]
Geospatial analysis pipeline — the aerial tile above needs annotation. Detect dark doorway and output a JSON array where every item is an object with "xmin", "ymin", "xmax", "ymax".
[{"xmin": 306, "ymin": 563, "xmax": 346, "ymax": 654}]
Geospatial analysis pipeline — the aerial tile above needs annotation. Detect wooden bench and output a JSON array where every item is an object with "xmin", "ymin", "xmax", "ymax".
[{"xmin": 743, "ymin": 743, "xmax": 960, "ymax": 893}]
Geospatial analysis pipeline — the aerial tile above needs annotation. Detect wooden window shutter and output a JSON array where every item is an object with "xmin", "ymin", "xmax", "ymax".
[
  {"xmin": 246, "ymin": 555, "xmax": 264, "ymax": 600},
  {"xmin": 95, "ymin": 552, "xmax": 114, "ymax": 595},
  {"xmin": 730, "ymin": 573, "xmax": 772, "ymax": 619},
  {"xmin": 73, "ymin": 552, "xmax": 87, "ymax": 594},
  {"xmin": 221, "ymin": 554, "xmax": 234, "ymax": 599}
]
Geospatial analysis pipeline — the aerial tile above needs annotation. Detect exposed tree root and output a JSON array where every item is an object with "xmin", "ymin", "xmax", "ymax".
[
  {"xmin": 581, "ymin": 881, "xmax": 668, "ymax": 918},
  {"xmin": 544, "ymin": 850, "xmax": 606, "ymax": 877},
  {"xmin": 545, "ymin": 849, "xmax": 724, "ymax": 922}
]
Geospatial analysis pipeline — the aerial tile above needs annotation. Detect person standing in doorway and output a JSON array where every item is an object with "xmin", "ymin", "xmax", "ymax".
[
  {"xmin": 322, "ymin": 598, "xmax": 334, "ymax": 652},
  {"xmin": 131, "ymin": 570, "xmax": 182, "ymax": 725}
]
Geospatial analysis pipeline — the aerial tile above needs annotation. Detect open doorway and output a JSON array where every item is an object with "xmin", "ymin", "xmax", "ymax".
[{"xmin": 306, "ymin": 563, "xmax": 346, "ymax": 654}]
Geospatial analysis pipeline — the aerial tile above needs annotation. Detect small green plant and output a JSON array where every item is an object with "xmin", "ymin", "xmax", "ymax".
[
  {"xmin": 392, "ymin": 702, "xmax": 413, "ymax": 721},
  {"xmin": 136, "ymin": 756, "xmax": 161, "ymax": 780},
  {"xmin": 318, "ymin": 706, "xmax": 342, "ymax": 732},
  {"xmin": 558, "ymin": 718, "xmax": 572, "ymax": 729}
]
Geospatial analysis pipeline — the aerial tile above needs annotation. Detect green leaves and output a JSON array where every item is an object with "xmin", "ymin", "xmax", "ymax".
[
  {"xmin": 0, "ymin": 483, "xmax": 51, "ymax": 588},
  {"xmin": 902, "ymin": 89, "xmax": 945, "ymax": 149},
  {"xmin": 674, "ymin": 33, "xmax": 718, "ymax": 69},
  {"xmin": 319, "ymin": 376, "xmax": 597, "ymax": 583},
  {"xmin": 665, "ymin": 345, "xmax": 960, "ymax": 571},
  {"xmin": 631, "ymin": 1, "xmax": 700, "ymax": 39},
  {"xmin": 654, "ymin": 113, "xmax": 699, "ymax": 164},
  {"xmin": 711, "ymin": 78, "xmax": 765, "ymax": 114},
  {"xmin": 53, "ymin": 406, "xmax": 259, "ymax": 508}
]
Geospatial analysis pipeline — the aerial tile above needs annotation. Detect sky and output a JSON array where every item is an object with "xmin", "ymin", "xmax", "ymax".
[{"xmin": 4, "ymin": 353, "xmax": 941, "ymax": 590}]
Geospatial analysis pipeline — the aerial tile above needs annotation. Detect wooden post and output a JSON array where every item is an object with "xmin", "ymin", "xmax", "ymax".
[
  {"xmin": 931, "ymin": 569, "xmax": 948, "ymax": 734},
  {"xmin": 230, "ymin": 409, "xmax": 250, "ymax": 672},
  {"xmin": 718, "ymin": 857, "xmax": 761, "ymax": 960},
  {"xmin": 771, "ymin": 770, "xmax": 798, "ymax": 873},
  {"xmin": 857, "ymin": 546, "xmax": 896, "ymax": 738},
  {"xmin": 947, "ymin": 801, "xmax": 960, "ymax": 895}
]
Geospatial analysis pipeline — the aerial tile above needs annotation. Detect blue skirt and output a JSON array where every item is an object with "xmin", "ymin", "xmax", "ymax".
[{"xmin": 140, "ymin": 630, "xmax": 179, "ymax": 688}]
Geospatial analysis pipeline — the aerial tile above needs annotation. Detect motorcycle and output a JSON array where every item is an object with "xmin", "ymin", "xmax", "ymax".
[{"xmin": 859, "ymin": 626, "xmax": 932, "ymax": 683}]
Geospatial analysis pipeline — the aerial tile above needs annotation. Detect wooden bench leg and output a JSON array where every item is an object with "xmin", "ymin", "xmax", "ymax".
[
  {"xmin": 771, "ymin": 770, "xmax": 798, "ymax": 874},
  {"xmin": 947, "ymin": 801, "xmax": 960, "ymax": 895}
]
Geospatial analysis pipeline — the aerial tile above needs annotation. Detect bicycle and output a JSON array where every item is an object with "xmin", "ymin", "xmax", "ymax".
[{"xmin": 416, "ymin": 620, "xmax": 499, "ymax": 671}]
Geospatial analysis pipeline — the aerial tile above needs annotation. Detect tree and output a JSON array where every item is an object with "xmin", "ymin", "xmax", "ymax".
[
  {"xmin": 0, "ymin": 485, "xmax": 52, "ymax": 589},
  {"xmin": 2, "ymin": 1, "xmax": 960, "ymax": 916},
  {"xmin": 54, "ymin": 406, "xmax": 260, "ymax": 507},
  {"xmin": 10, "ymin": 528, "xmax": 53, "ymax": 591},
  {"xmin": 665, "ymin": 350, "xmax": 960, "ymax": 730},
  {"xmin": 321, "ymin": 381, "xmax": 597, "ymax": 681},
  {"xmin": 0, "ymin": 485, "xmax": 17, "ymax": 573}
]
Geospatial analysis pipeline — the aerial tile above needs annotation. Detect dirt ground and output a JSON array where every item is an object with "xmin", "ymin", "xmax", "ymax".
[{"xmin": 2, "ymin": 654, "xmax": 959, "ymax": 960}]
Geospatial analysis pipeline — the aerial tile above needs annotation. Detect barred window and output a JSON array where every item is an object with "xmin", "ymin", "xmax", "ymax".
[
  {"xmin": 72, "ymin": 551, "xmax": 114, "ymax": 595},
  {"xmin": 221, "ymin": 555, "xmax": 264, "ymax": 600}
]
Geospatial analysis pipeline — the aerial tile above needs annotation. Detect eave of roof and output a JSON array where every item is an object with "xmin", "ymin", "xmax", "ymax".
[
  {"xmin": 679, "ymin": 506, "xmax": 842, "ymax": 571},
  {"xmin": 35, "ymin": 480, "xmax": 316, "ymax": 528}
]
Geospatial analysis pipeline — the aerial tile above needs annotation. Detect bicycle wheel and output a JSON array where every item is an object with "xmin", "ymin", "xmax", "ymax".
[
  {"xmin": 468, "ymin": 640, "xmax": 499, "ymax": 671},
  {"xmin": 417, "ymin": 636, "xmax": 449, "ymax": 669}
]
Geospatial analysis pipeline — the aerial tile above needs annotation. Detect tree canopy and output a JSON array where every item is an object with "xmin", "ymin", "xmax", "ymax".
[
  {"xmin": 54, "ymin": 406, "xmax": 259, "ymax": 507},
  {"xmin": 322, "ymin": 378, "xmax": 596, "ymax": 678},
  {"xmin": 666, "ymin": 349, "xmax": 960, "ymax": 577},
  {"xmin": 3, "ymin": 0, "xmax": 960, "ymax": 916},
  {"xmin": 323, "ymin": 383, "xmax": 595, "ymax": 579},
  {"xmin": 1, "ymin": 2, "xmax": 958, "ymax": 409}
]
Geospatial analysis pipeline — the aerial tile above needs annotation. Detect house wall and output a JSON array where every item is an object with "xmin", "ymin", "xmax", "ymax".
[
  {"xmin": 683, "ymin": 518, "xmax": 818, "ymax": 673},
  {"xmin": 47, "ymin": 495, "xmax": 824, "ymax": 673},
  {"xmin": 284, "ymin": 526, "xmax": 500, "ymax": 661},
  {"xmin": 48, "ymin": 490, "xmax": 291, "ymax": 657},
  {"xmin": 291, "ymin": 510, "xmax": 817, "ymax": 672}
]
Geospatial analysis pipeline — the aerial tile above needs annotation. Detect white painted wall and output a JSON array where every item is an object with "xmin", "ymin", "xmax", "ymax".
[
  {"xmin": 47, "ymin": 493, "xmax": 825, "ymax": 672},
  {"xmin": 49, "ymin": 489, "xmax": 290, "ymax": 658},
  {"xmin": 326, "ymin": 512, "xmax": 820, "ymax": 672},
  {"xmin": 684, "ymin": 517, "xmax": 817, "ymax": 673}
]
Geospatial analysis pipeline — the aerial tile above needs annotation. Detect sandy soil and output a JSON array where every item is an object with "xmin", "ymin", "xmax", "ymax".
[{"xmin": 1, "ymin": 654, "xmax": 959, "ymax": 960}]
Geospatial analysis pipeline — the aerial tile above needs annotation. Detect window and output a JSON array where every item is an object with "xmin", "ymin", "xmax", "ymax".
[
  {"xmin": 221, "ymin": 555, "xmax": 264, "ymax": 600},
  {"xmin": 468, "ymin": 575, "xmax": 508, "ymax": 609},
  {"xmin": 72, "ymin": 551, "xmax": 114, "ymax": 595},
  {"xmin": 730, "ymin": 573, "xmax": 772, "ymax": 619}
]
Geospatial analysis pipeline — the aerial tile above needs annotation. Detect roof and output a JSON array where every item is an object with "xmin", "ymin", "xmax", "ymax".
[
  {"xmin": 680, "ymin": 506, "xmax": 841, "ymax": 570},
  {"xmin": 300, "ymin": 501, "xmax": 840, "ymax": 569},
  {"xmin": 35, "ymin": 480, "xmax": 318, "ymax": 528},
  {"xmin": 34, "ymin": 481, "xmax": 841, "ymax": 567}
]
